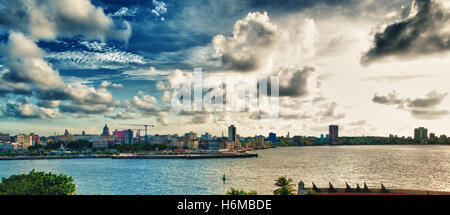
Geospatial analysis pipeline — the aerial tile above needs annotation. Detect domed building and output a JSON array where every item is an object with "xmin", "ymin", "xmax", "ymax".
[{"xmin": 102, "ymin": 124, "xmax": 110, "ymax": 136}]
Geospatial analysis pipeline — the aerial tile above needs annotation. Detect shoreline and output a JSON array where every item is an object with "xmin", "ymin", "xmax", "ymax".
[{"xmin": 0, "ymin": 152, "xmax": 258, "ymax": 161}]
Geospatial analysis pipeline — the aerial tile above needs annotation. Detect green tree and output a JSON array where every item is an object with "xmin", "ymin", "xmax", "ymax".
[
  {"xmin": 274, "ymin": 176, "xmax": 296, "ymax": 195},
  {"xmin": 0, "ymin": 169, "xmax": 76, "ymax": 195},
  {"xmin": 27, "ymin": 143, "xmax": 44, "ymax": 152},
  {"xmin": 226, "ymin": 188, "xmax": 258, "ymax": 195},
  {"xmin": 304, "ymin": 189, "xmax": 318, "ymax": 195}
]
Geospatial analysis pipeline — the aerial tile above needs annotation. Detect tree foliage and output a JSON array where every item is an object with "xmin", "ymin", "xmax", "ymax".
[
  {"xmin": 304, "ymin": 189, "xmax": 318, "ymax": 195},
  {"xmin": 67, "ymin": 139, "xmax": 92, "ymax": 150},
  {"xmin": 273, "ymin": 176, "xmax": 296, "ymax": 195},
  {"xmin": 226, "ymin": 188, "xmax": 258, "ymax": 195},
  {"xmin": 0, "ymin": 169, "xmax": 76, "ymax": 195}
]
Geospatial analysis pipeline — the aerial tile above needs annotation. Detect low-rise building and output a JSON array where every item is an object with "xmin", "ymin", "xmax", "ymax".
[{"xmin": 0, "ymin": 143, "xmax": 13, "ymax": 152}]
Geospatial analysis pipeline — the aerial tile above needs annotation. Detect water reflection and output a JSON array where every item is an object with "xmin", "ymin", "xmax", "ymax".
[{"xmin": 0, "ymin": 145, "xmax": 449, "ymax": 194}]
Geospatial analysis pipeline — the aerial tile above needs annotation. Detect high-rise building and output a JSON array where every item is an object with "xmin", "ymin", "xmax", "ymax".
[
  {"xmin": 31, "ymin": 133, "xmax": 39, "ymax": 146},
  {"xmin": 124, "ymin": 129, "xmax": 134, "ymax": 145},
  {"xmin": 64, "ymin": 129, "xmax": 70, "ymax": 137},
  {"xmin": 414, "ymin": 127, "xmax": 428, "ymax": 140},
  {"xmin": 255, "ymin": 135, "xmax": 265, "ymax": 149},
  {"xmin": 102, "ymin": 124, "xmax": 110, "ymax": 136},
  {"xmin": 329, "ymin": 125, "xmax": 339, "ymax": 145},
  {"xmin": 184, "ymin": 131, "xmax": 198, "ymax": 150},
  {"xmin": 268, "ymin": 132, "xmax": 277, "ymax": 143},
  {"xmin": 228, "ymin": 125, "xmax": 236, "ymax": 142}
]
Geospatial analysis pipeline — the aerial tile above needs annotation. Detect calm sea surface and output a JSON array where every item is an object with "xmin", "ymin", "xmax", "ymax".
[{"xmin": 1, "ymin": 145, "xmax": 450, "ymax": 195}]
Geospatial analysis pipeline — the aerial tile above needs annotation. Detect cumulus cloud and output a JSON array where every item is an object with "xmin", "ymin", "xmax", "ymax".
[
  {"xmin": 406, "ymin": 90, "xmax": 448, "ymax": 108},
  {"xmin": 0, "ymin": 0, "xmax": 132, "ymax": 41},
  {"xmin": 100, "ymin": 81, "xmax": 123, "ymax": 89},
  {"xmin": 0, "ymin": 32, "xmax": 120, "ymax": 118},
  {"xmin": 106, "ymin": 110, "xmax": 137, "ymax": 120},
  {"xmin": 372, "ymin": 91, "xmax": 404, "ymax": 105},
  {"xmin": 410, "ymin": 109, "xmax": 449, "ymax": 120},
  {"xmin": 0, "ymin": 79, "xmax": 32, "ymax": 96},
  {"xmin": 212, "ymin": 11, "xmax": 278, "ymax": 72},
  {"xmin": 151, "ymin": 0, "xmax": 168, "ymax": 18},
  {"xmin": 59, "ymin": 103, "xmax": 114, "ymax": 116},
  {"xmin": 2, "ymin": 99, "xmax": 60, "ymax": 119},
  {"xmin": 1, "ymin": 32, "xmax": 64, "ymax": 88},
  {"xmin": 111, "ymin": 7, "xmax": 138, "ymax": 17},
  {"xmin": 276, "ymin": 66, "xmax": 315, "ymax": 97},
  {"xmin": 36, "ymin": 100, "xmax": 61, "ymax": 108},
  {"xmin": 318, "ymin": 102, "xmax": 346, "ymax": 122},
  {"xmin": 362, "ymin": 0, "xmax": 450, "ymax": 65},
  {"xmin": 131, "ymin": 93, "xmax": 161, "ymax": 115},
  {"xmin": 157, "ymin": 111, "xmax": 169, "ymax": 125},
  {"xmin": 36, "ymin": 83, "xmax": 116, "ymax": 106},
  {"xmin": 372, "ymin": 90, "xmax": 449, "ymax": 119}
]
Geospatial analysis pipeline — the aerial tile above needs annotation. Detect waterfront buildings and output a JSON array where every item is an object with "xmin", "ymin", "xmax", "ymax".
[
  {"xmin": 329, "ymin": 125, "xmax": 339, "ymax": 145},
  {"xmin": 0, "ymin": 143, "xmax": 13, "ymax": 152},
  {"xmin": 0, "ymin": 133, "xmax": 10, "ymax": 142},
  {"xmin": 16, "ymin": 134, "xmax": 32, "ymax": 146},
  {"xmin": 102, "ymin": 124, "xmax": 111, "ymax": 136},
  {"xmin": 200, "ymin": 132, "xmax": 212, "ymax": 141},
  {"xmin": 184, "ymin": 131, "xmax": 199, "ymax": 151},
  {"xmin": 268, "ymin": 132, "xmax": 277, "ymax": 143},
  {"xmin": 414, "ymin": 127, "xmax": 428, "ymax": 141},
  {"xmin": 57, "ymin": 129, "xmax": 74, "ymax": 143},
  {"xmin": 91, "ymin": 135, "xmax": 109, "ymax": 149},
  {"xmin": 124, "ymin": 129, "xmax": 134, "ymax": 145},
  {"xmin": 228, "ymin": 125, "xmax": 236, "ymax": 143}
]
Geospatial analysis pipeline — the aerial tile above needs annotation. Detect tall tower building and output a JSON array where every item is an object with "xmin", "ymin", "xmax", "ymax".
[
  {"xmin": 414, "ymin": 127, "xmax": 428, "ymax": 140},
  {"xmin": 102, "ymin": 124, "xmax": 110, "ymax": 136},
  {"xmin": 228, "ymin": 125, "xmax": 236, "ymax": 142},
  {"xmin": 329, "ymin": 125, "xmax": 339, "ymax": 145}
]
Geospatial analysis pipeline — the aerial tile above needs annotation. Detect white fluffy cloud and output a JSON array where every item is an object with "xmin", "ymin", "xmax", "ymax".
[
  {"xmin": 100, "ymin": 81, "xmax": 123, "ymax": 89},
  {"xmin": 0, "ymin": 32, "xmax": 120, "ymax": 118},
  {"xmin": 1, "ymin": 32, "xmax": 64, "ymax": 88},
  {"xmin": 2, "ymin": 99, "xmax": 61, "ymax": 119},
  {"xmin": 212, "ymin": 11, "xmax": 278, "ymax": 72},
  {"xmin": 0, "ymin": 0, "xmax": 131, "ymax": 41}
]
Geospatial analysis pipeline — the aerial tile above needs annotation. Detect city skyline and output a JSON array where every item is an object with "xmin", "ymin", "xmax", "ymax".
[
  {"xmin": 1, "ymin": 123, "xmax": 447, "ymax": 141},
  {"xmin": 0, "ymin": 0, "xmax": 450, "ymax": 138}
]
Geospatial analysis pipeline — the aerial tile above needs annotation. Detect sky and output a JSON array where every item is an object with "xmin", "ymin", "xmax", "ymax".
[{"xmin": 0, "ymin": 0, "xmax": 449, "ymax": 138}]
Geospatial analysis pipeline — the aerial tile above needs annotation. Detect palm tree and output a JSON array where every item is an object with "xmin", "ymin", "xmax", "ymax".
[{"xmin": 273, "ymin": 176, "xmax": 296, "ymax": 195}]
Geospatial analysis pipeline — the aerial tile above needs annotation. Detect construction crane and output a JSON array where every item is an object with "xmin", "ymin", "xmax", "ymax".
[{"xmin": 120, "ymin": 124, "xmax": 154, "ymax": 144}]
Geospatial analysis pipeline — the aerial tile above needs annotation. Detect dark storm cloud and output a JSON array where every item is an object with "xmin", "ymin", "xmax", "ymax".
[
  {"xmin": 105, "ymin": 111, "xmax": 136, "ymax": 120},
  {"xmin": 0, "ymin": 80, "xmax": 32, "ymax": 96},
  {"xmin": 262, "ymin": 66, "xmax": 315, "ymax": 98},
  {"xmin": 278, "ymin": 67, "xmax": 315, "ymax": 97},
  {"xmin": 1, "ymin": 99, "xmax": 60, "ymax": 119},
  {"xmin": 372, "ymin": 91, "xmax": 404, "ymax": 105},
  {"xmin": 407, "ymin": 91, "xmax": 448, "ymax": 108},
  {"xmin": 59, "ymin": 104, "xmax": 113, "ymax": 115},
  {"xmin": 318, "ymin": 102, "xmax": 346, "ymax": 121},
  {"xmin": 36, "ymin": 100, "xmax": 60, "ymax": 108},
  {"xmin": 362, "ymin": 0, "xmax": 450, "ymax": 65},
  {"xmin": 410, "ymin": 109, "xmax": 449, "ymax": 120},
  {"xmin": 372, "ymin": 90, "xmax": 449, "ymax": 119}
]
